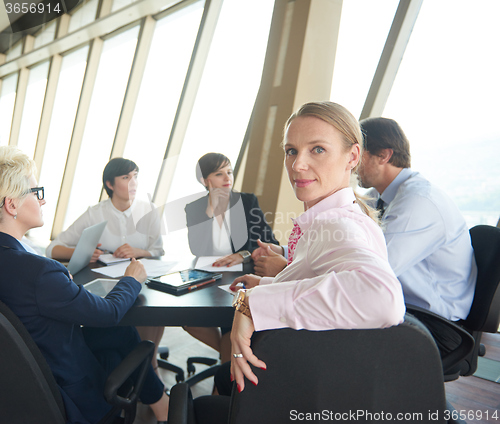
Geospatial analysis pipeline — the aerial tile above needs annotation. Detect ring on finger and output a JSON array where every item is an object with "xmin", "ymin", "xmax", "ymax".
[{"xmin": 233, "ymin": 353, "xmax": 244, "ymax": 358}]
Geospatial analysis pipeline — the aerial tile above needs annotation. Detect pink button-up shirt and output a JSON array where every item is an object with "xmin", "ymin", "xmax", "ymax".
[{"xmin": 249, "ymin": 187, "xmax": 405, "ymax": 332}]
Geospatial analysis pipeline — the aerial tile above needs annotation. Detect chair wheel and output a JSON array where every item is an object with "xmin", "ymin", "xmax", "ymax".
[{"xmin": 158, "ymin": 346, "xmax": 170, "ymax": 360}]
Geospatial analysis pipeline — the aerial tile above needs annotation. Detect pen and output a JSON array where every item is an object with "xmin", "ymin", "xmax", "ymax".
[{"xmin": 188, "ymin": 278, "xmax": 216, "ymax": 292}]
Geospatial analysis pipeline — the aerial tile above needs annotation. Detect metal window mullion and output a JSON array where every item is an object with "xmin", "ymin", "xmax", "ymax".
[
  {"xmin": 8, "ymin": 35, "xmax": 35, "ymax": 147},
  {"xmin": 51, "ymin": 38, "xmax": 104, "ymax": 239},
  {"xmin": 56, "ymin": 13, "xmax": 71, "ymax": 39},
  {"xmin": 97, "ymin": 0, "xmax": 114, "ymax": 19},
  {"xmin": 359, "ymin": 0, "xmax": 423, "ymax": 120},
  {"xmin": 33, "ymin": 54, "xmax": 63, "ymax": 176},
  {"xmin": 152, "ymin": 0, "xmax": 223, "ymax": 206}
]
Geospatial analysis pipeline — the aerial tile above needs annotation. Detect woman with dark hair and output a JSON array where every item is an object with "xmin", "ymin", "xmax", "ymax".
[
  {"xmin": 47, "ymin": 157, "xmax": 164, "ymax": 261},
  {"xmin": 46, "ymin": 157, "xmax": 166, "ymax": 375},
  {"xmin": 184, "ymin": 153, "xmax": 279, "ymax": 362},
  {"xmin": 185, "ymin": 152, "xmax": 279, "ymax": 266}
]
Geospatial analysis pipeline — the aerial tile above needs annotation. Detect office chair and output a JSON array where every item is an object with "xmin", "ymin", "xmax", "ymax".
[
  {"xmin": 168, "ymin": 314, "xmax": 466, "ymax": 424},
  {"xmin": 0, "ymin": 299, "xmax": 154, "ymax": 424},
  {"xmin": 406, "ymin": 224, "xmax": 500, "ymax": 381},
  {"xmin": 158, "ymin": 346, "xmax": 220, "ymax": 387}
]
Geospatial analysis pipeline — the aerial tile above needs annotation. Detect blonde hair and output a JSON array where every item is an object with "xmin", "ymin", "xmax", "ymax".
[
  {"xmin": 0, "ymin": 146, "xmax": 37, "ymax": 220},
  {"xmin": 284, "ymin": 101, "xmax": 379, "ymax": 223}
]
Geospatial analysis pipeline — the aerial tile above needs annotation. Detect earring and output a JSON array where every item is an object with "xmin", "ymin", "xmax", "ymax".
[{"xmin": 13, "ymin": 214, "xmax": 17, "ymax": 220}]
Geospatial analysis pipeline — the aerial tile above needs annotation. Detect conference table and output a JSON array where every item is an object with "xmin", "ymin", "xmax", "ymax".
[{"xmin": 72, "ymin": 258, "xmax": 252, "ymax": 328}]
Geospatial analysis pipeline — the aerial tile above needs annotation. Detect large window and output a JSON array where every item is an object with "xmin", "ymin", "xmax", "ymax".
[
  {"xmin": 64, "ymin": 25, "xmax": 140, "ymax": 230},
  {"xmin": 30, "ymin": 46, "xmax": 90, "ymax": 243},
  {"xmin": 167, "ymin": 0, "xmax": 274, "ymax": 203},
  {"xmin": 331, "ymin": 0, "xmax": 399, "ymax": 119},
  {"xmin": 17, "ymin": 61, "xmax": 50, "ymax": 158},
  {"xmin": 67, "ymin": 0, "xmax": 99, "ymax": 33},
  {"xmin": 0, "ymin": 73, "xmax": 19, "ymax": 145},
  {"xmin": 123, "ymin": 1, "xmax": 204, "ymax": 202},
  {"xmin": 383, "ymin": 0, "xmax": 500, "ymax": 227}
]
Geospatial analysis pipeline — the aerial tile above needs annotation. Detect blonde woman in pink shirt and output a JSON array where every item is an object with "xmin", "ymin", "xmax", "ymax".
[{"xmin": 228, "ymin": 101, "xmax": 406, "ymax": 393}]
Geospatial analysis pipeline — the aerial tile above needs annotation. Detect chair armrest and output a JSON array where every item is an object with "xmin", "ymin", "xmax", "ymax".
[
  {"xmin": 104, "ymin": 340, "xmax": 155, "ymax": 410},
  {"xmin": 406, "ymin": 305, "xmax": 475, "ymax": 375},
  {"xmin": 168, "ymin": 383, "xmax": 196, "ymax": 424}
]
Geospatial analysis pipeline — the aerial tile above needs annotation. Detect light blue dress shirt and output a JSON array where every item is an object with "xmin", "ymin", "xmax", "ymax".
[{"xmin": 366, "ymin": 168, "xmax": 477, "ymax": 321}]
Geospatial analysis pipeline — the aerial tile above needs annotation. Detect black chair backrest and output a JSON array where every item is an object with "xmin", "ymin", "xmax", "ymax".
[
  {"xmin": 0, "ymin": 300, "xmax": 66, "ymax": 424},
  {"xmin": 466, "ymin": 225, "xmax": 500, "ymax": 333},
  {"xmin": 229, "ymin": 314, "xmax": 447, "ymax": 424}
]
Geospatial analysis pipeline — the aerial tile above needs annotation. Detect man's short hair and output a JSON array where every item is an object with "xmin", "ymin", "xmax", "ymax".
[{"xmin": 359, "ymin": 117, "xmax": 411, "ymax": 168}]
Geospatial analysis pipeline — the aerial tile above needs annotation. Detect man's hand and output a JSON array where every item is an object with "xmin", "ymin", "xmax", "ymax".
[
  {"xmin": 124, "ymin": 258, "xmax": 147, "ymax": 283},
  {"xmin": 251, "ymin": 239, "xmax": 283, "ymax": 262},
  {"xmin": 254, "ymin": 245, "xmax": 287, "ymax": 277}
]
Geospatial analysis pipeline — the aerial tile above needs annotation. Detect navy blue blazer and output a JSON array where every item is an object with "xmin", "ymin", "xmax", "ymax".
[
  {"xmin": 0, "ymin": 232, "xmax": 141, "ymax": 424},
  {"xmin": 184, "ymin": 192, "xmax": 279, "ymax": 257}
]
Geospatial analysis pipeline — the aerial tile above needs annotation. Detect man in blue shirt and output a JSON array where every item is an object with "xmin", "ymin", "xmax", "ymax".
[{"xmin": 358, "ymin": 117, "xmax": 477, "ymax": 353}]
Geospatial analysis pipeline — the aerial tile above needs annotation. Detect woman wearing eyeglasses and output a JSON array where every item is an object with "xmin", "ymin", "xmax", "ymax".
[{"xmin": 0, "ymin": 146, "xmax": 169, "ymax": 424}]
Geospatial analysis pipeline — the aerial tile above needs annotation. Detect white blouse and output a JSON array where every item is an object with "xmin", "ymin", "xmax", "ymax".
[
  {"xmin": 46, "ymin": 199, "xmax": 164, "ymax": 258},
  {"xmin": 211, "ymin": 207, "xmax": 232, "ymax": 256}
]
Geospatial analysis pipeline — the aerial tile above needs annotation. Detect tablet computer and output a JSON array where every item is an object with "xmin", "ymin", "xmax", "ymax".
[{"xmin": 146, "ymin": 269, "xmax": 222, "ymax": 296}]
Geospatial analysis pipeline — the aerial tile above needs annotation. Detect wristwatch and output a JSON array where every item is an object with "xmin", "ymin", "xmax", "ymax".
[
  {"xmin": 232, "ymin": 289, "xmax": 252, "ymax": 319},
  {"xmin": 237, "ymin": 250, "xmax": 251, "ymax": 263}
]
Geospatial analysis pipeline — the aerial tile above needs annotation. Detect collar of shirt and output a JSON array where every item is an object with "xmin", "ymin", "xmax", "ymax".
[
  {"xmin": 380, "ymin": 168, "xmax": 414, "ymax": 205},
  {"xmin": 293, "ymin": 187, "xmax": 356, "ymax": 234},
  {"xmin": 108, "ymin": 198, "xmax": 135, "ymax": 218}
]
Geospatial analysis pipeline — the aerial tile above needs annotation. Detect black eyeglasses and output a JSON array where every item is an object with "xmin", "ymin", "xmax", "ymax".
[
  {"xmin": 0, "ymin": 187, "xmax": 44, "ymax": 208},
  {"xmin": 28, "ymin": 187, "xmax": 44, "ymax": 201}
]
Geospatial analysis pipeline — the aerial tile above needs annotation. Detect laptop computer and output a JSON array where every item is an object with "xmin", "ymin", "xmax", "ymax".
[{"xmin": 67, "ymin": 221, "xmax": 107, "ymax": 275}]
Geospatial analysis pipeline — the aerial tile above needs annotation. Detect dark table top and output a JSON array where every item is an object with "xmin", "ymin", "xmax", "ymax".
[{"xmin": 73, "ymin": 258, "xmax": 251, "ymax": 327}]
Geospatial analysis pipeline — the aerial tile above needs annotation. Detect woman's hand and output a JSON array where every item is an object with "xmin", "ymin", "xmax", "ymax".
[
  {"xmin": 230, "ymin": 274, "xmax": 262, "ymax": 291},
  {"xmin": 113, "ymin": 243, "xmax": 150, "ymax": 259},
  {"xmin": 124, "ymin": 258, "xmax": 147, "ymax": 283},
  {"xmin": 206, "ymin": 180, "xmax": 230, "ymax": 218},
  {"xmin": 230, "ymin": 311, "xmax": 267, "ymax": 392},
  {"xmin": 212, "ymin": 253, "xmax": 244, "ymax": 267},
  {"xmin": 90, "ymin": 244, "xmax": 103, "ymax": 263},
  {"xmin": 251, "ymin": 239, "xmax": 283, "ymax": 261}
]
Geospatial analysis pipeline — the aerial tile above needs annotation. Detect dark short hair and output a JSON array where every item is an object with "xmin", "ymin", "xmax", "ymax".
[
  {"xmin": 359, "ymin": 117, "xmax": 411, "ymax": 168},
  {"xmin": 102, "ymin": 158, "xmax": 138, "ymax": 198},
  {"xmin": 196, "ymin": 153, "xmax": 231, "ymax": 184}
]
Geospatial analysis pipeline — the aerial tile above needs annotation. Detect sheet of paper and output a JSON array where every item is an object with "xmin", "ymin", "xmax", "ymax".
[
  {"xmin": 91, "ymin": 259, "xmax": 176, "ymax": 278},
  {"xmin": 195, "ymin": 256, "xmax": 243, "ymax": 272},
  {"xmin": 97, "ymin": 253, "xmax": 130, "ymax": 265}
]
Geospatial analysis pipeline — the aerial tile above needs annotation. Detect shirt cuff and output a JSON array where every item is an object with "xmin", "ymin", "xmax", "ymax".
[{"xmin": 248, "ymin": 282, "xmax": 296, "ymax": 332}]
